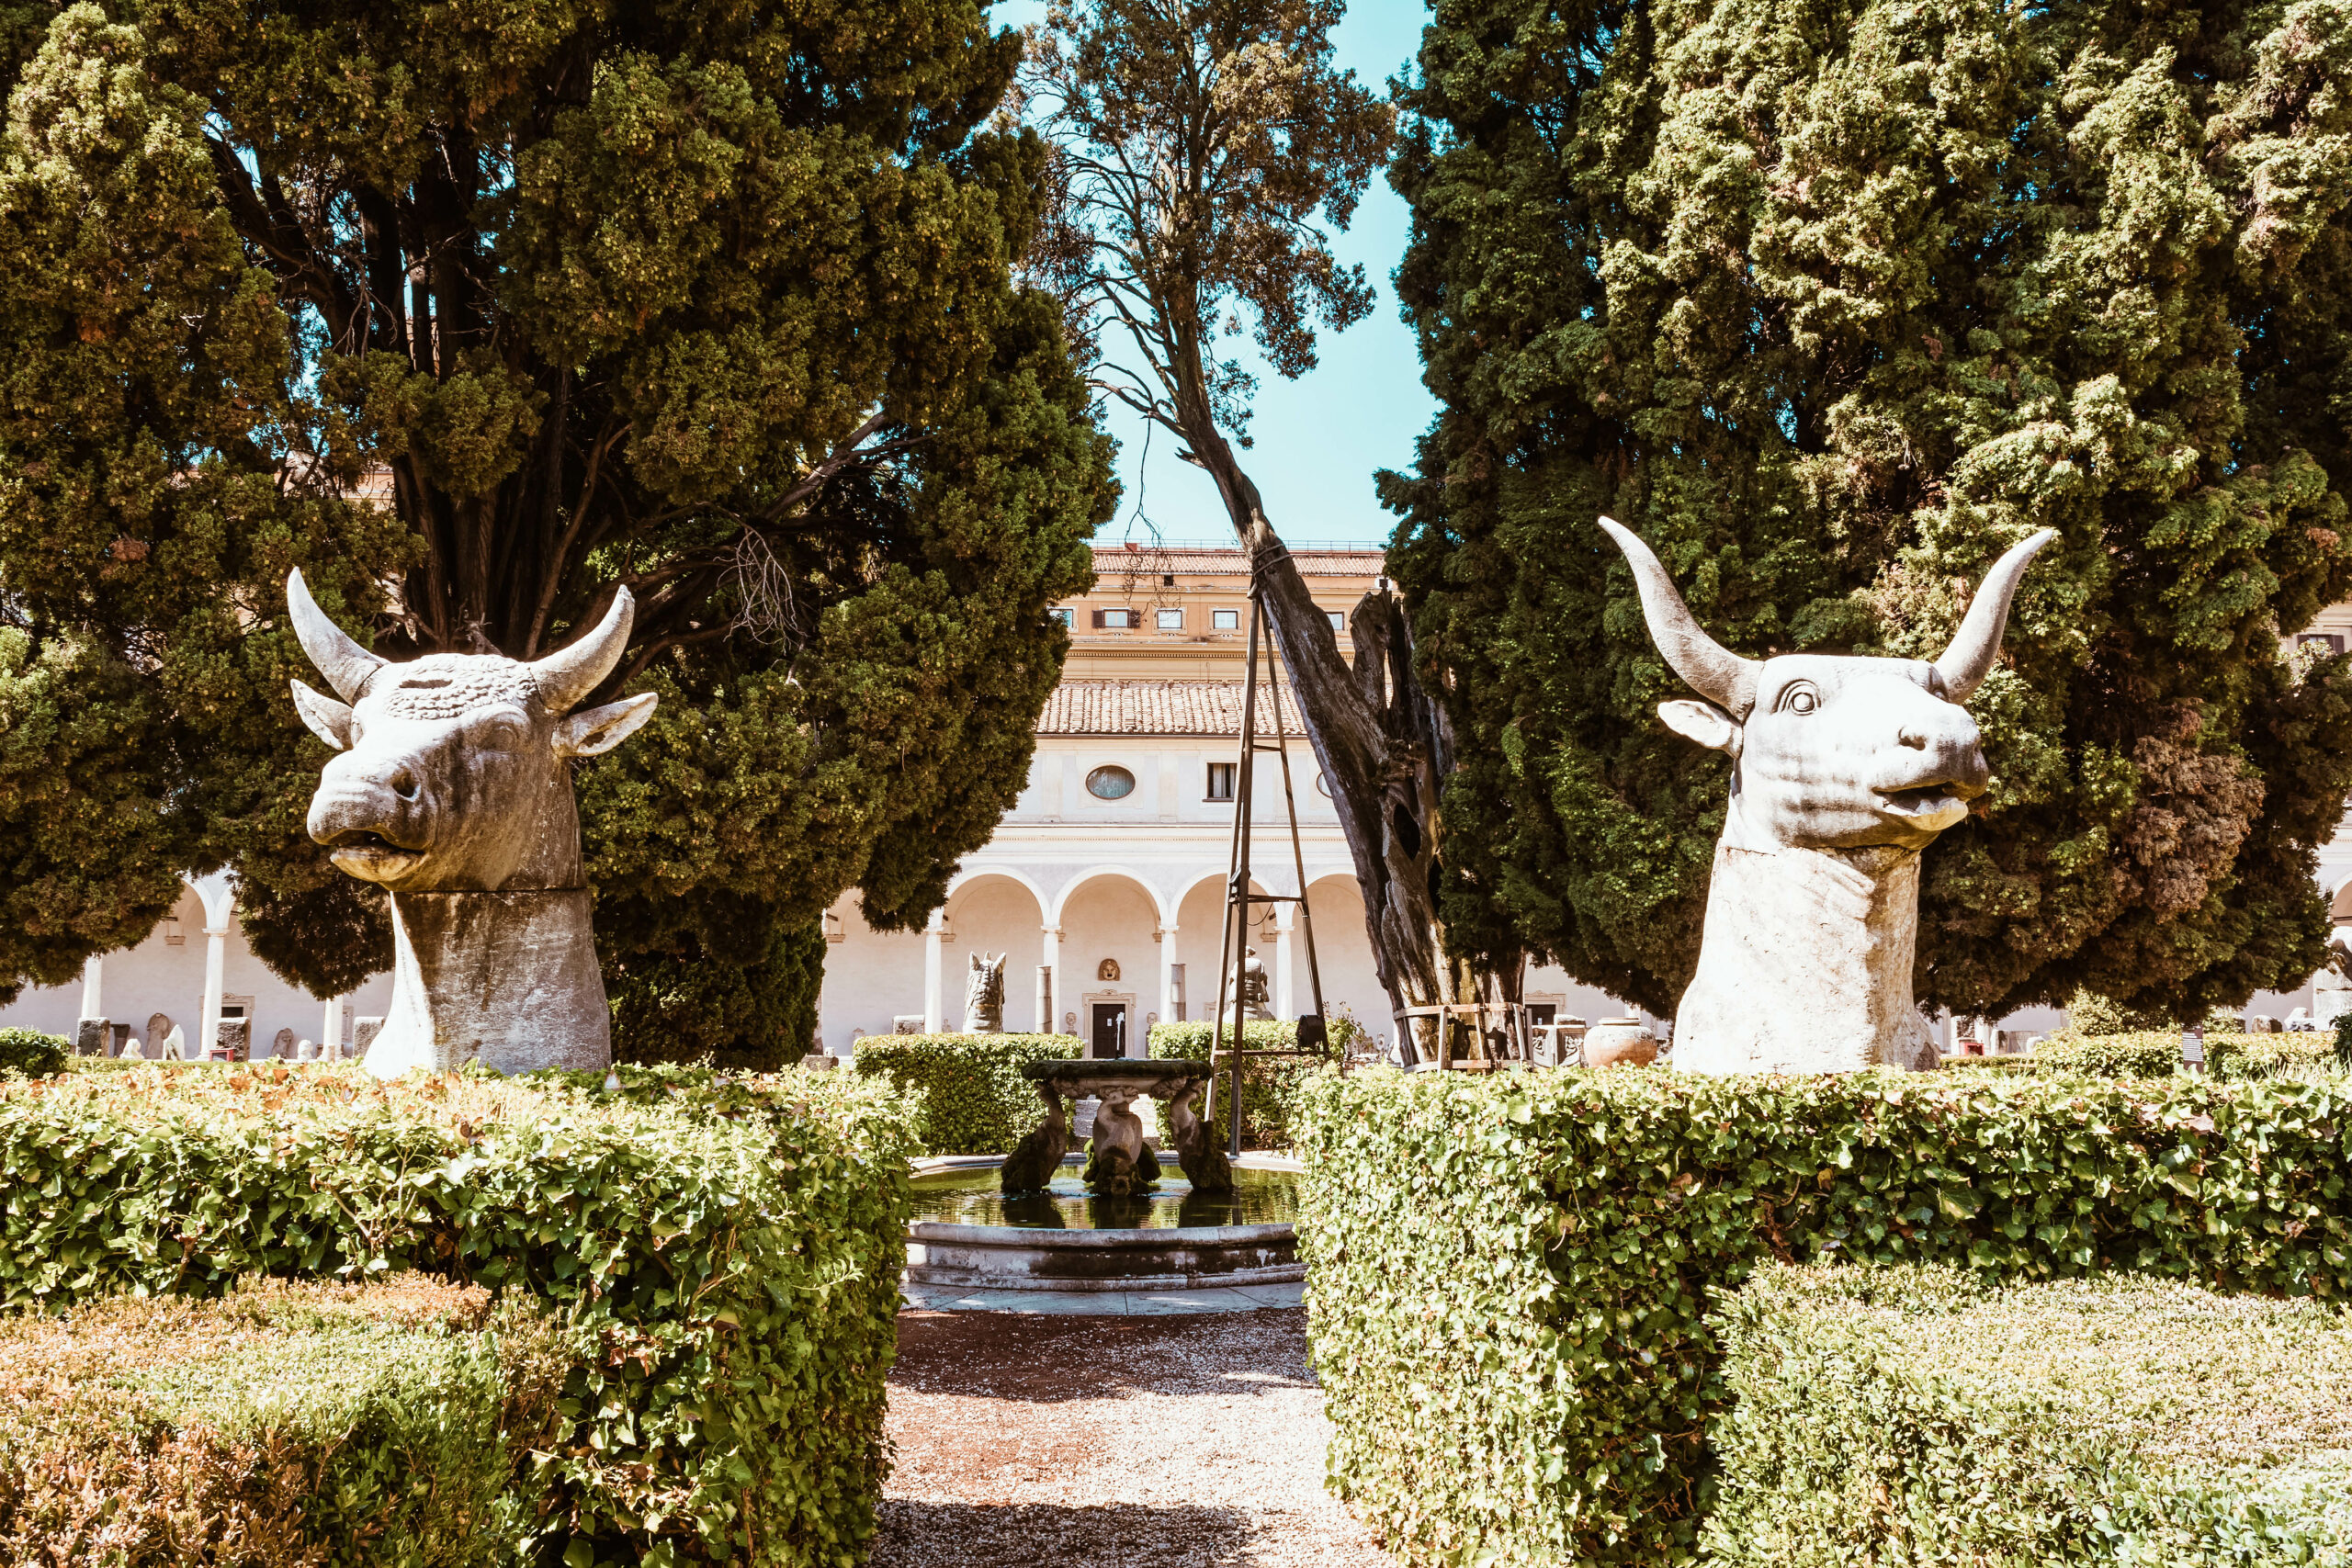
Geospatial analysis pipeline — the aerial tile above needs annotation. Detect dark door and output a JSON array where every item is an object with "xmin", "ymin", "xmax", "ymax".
[{"xmin": 1091, "ymin": 1003, "xmax": 1126, "ymax": 1059}]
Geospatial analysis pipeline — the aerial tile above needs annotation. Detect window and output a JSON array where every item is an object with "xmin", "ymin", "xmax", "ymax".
[
  {"xmin": 1048, "ymin": 607, "xmax": 1073, "ymax": 627},
  {"xmin": 1328, "ymin": 612, "xmax": 1345, "ymax": 631},
  {"xmin": 1314, "ymin": 773, "xmax": 1332, "ymax": 798},
  {"xmin": 1205, "ymin": 761, "xmax": 1237, "ymax": 801},
  {"xmin": 1086, "ymin": 764, "xmax": 1136, "ymax": 800},
  {"xmin": 1092, "ymin": 607, "xmax": 1136, "ymax": 629},
  {"xmin": 1212, "ymin": 609, "xmax": 1239, "ymax": 630},
  {"xmin": 1157, "ymin": 608, "xmax": 1184, "ymax": 629},
  {"xmin": 2301, "ymin": 633, "xmax": 2345, "ymax": 654}
]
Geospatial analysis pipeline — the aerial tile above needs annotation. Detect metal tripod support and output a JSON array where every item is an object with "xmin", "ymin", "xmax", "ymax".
[{"xmin": 1205, "ymin": 581, "xmax": 1329, "ymax": 1158}]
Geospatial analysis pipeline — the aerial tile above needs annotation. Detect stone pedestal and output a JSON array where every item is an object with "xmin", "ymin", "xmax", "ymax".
[{"xmin": 1002, "ymin": 1060, "xmax": 1231, "ymax": 1197}]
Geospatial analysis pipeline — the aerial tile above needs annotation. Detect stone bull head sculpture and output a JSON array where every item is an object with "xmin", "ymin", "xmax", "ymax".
[
  {"xmin": 286, "ymin": 570, "xmax": 658, "ymax": 1077},
  {"xmin": 1599, "ymin": 518, "xmax": 2054, "ymax": 1073}
]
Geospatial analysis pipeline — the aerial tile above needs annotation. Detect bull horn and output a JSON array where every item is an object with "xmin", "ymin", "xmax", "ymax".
[
  {"xmin": 285, "ymin": 569, "xmax": 384, "ymax": 704},
  {"xmin": 1934, "ymin": 529, "xmax": 2057, "ymax": 701},
  {"xmin": 531, "ymin": 587, "xmax": 635, "ymax": 714},
  {"xmin": 1598, "ymin": 518, "xmax": 1760, "ymax": 718}
]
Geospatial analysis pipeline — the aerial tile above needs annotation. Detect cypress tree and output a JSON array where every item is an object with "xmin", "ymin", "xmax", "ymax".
[
  {"xmin": 1385, "ymin": 0, "xmax": 2352, "ymax": 1020},
  {"xmin": 0, "ymin": 0, "xmax": 1114, "ymax": 1055}
]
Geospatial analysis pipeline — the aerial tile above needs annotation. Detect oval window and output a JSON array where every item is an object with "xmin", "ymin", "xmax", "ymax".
[
  {"xmin": 1086, "ymin": 765, "xmax": 1136, "ymax": 801},
  {"xmin": 1314, "ymin": 773, "xmax": 1333, "ymax": 798}
]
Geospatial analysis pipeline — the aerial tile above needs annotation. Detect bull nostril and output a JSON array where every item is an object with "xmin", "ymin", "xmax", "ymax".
[
  {"xmin": 390, "ymin": 768, "xmax": 417, "ymax": 802},
  {"xmin": 1897, "ymin": 727, "xmax": 1929, "ymax": 751}
]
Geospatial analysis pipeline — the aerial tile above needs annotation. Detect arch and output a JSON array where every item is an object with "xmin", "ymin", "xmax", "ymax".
[
  {"xmin": 182, "ymin": 871, "xmax": 236, "ymax": 931},
  {"xmin": 2331, "ymin": 874, "xmax": 2352, "ymax": 922},
  {"xmin": 945, "ymin": 864, "xmax": 1052, "ymax": 920},
  {"xmin": 1049, "ymin": 864, "xmax": 1177, "ymax": 927}
]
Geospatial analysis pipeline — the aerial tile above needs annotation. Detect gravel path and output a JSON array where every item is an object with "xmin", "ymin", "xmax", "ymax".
[{"xmin": 875, "ymin": 1306, "xmax": 1396, "ymax": 1568}]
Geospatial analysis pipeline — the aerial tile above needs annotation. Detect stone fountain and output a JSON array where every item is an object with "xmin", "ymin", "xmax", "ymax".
[
  {"xmin": 1001, "ymin": 1058, "xmax": 1231, "ymax": 1197},
  {"xmin": 901, "ymin": 1057, "xmax": 1301, "ymax": 1294}
]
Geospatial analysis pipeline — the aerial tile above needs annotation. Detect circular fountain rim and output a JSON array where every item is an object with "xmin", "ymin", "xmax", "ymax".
[{"xmin": 906, "ymin": 1151, "xmax": 1302, "ymax": 1247}]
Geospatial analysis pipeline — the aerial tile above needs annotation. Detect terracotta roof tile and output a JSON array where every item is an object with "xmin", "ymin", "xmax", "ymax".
[
  {"xmin": 1089, "ymin": 546, "xmax": 1384, "ymax": 579},
  {"xmin": 1039, "ymin": 680, "xmax": 1309, "ymax": 737}
]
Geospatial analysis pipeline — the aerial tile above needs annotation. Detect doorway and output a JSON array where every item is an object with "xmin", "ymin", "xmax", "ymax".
[{"xmin": 1090, "ymin": 1002, "xmax": 1128, "ymax": 1059}]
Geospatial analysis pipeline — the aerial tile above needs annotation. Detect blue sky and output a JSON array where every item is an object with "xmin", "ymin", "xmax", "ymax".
[{"xmin": 997, "ymin": 0, "xmax": 1439, "ymax": 548}]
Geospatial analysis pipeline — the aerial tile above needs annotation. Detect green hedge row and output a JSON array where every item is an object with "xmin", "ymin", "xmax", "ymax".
[
  {"xmin": 1294, "ymin": 1067, "xmax": 2352, "ymax": 1566},
  {"xmin": 1148, "ymin": 1021, "xmax": 1327, "ymax": 1151},
  {"xmin": 2030, "ymin": 1029, "xmax": 2339, "ymax": 1079},
  {"xmin": 0, "ymin": 1274, "xmax": 562, "ymax": 1564},
  {"xmin": 851, "ymin": 1032, "xmax": 1081, "ymax": 1154},
  {"xmin": 0, "ymin": 1028, "xmax": 65, "ymax": 1077},
  {"xmin": 0, "ymin": 1060, "xmax": 918, "ymax": 1568},
  {"xmin": 1705, "ymin": 1263, "xmax": 2352, "ymax": 1564}
]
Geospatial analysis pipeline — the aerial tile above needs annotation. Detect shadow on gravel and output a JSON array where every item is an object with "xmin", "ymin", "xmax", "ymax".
[
  {"xmin": 872, "ymin": 1499, "xmax": 1261, "ymax": 1568},
  {"xmin": 892, "ymin": 1306, "xmax": 1316, "ymax": 1404}
]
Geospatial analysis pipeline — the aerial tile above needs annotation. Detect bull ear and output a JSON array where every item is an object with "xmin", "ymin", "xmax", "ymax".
[
  {"xmin": 553, "ymin": 693, "xmax": 658, "ymax": 758},
  {"xmin": 289, "ymin": 680, "xmax": 353, "ymax": 750},
  {"xmin": 1658, "ymin": 699, "xmax": 1741, "ymax": 755}
]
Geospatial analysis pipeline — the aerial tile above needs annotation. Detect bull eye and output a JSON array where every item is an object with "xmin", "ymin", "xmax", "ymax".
[{"xmin": 1779, "ymin": 682, "xmax": 1820, "ymax": 716}]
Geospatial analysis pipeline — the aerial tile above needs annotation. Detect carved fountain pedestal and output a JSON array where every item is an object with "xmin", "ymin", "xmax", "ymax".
[{"xmin": 1000, "ymin": 1059, "xmax": 1231, "ymax": 1196}]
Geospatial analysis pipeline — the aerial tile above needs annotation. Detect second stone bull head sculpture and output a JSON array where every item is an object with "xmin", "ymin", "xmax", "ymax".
[
  {"xmin": 286, "ymin": 570, "xmax": 658, "ymax": 1077},
  {"xmin": 1600, "ymin": 518, "xmax": 2054, "ymax": 1073}
]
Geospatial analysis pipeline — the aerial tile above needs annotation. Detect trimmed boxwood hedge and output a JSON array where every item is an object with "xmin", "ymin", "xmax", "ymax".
[
  {"xmin": 1704, "ymin": 1263, "xmax": 2352, "ymax": 1564},
  {"xmin": 2030, "ymin": 1029, "xmax": 2338, "ymax": 1080},
  {"xmin": 0, "ymin": 1028, "xmax": 65, "ymax": 1077},
  {"xmin": 0, "ymin": 1273, "xmax": 563, "ymax": 1563},
  {"xmin": 851, "ymin": 1032, "xmax": 1081, "ymax": 1154},
  {"xmin": 0, "ymin": 1059, "xmax": 917, "ymax": 1568},
  {"xmin": 1295, "ymin": 1067, "xmax": 2352, "ymax": 1566}
]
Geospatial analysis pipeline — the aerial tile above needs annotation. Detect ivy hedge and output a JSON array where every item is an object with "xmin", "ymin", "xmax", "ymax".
[
  {"xmin": 2030, "ymin": 1029, "xmax": 2338, "ymax": 1080},
  {"xmin": 0, "ymin": 1028, "xmax": 64, "ymax": 1077},
  {"xmin": 1705, "ymin": 1263, "xmax": 2352, "ymax": 1564},
  {"xmin": 1294, "ymin": 1067, "xmax": 2352, "ymax": 1566},
  {"xmin": 0, "ymin": 1273, "xmax": 563, "ymax": 1563},
  {"xmin": 851, "ymin": 1032, "xmax": 1081, "ymax": 1154},
  {"xmin": 0, "ymin": 1060, "xmax": 917, "ymax": 1568},
  {"xmin": 1148, "ymin": 1021, "xmax": 1332, "ymax": 1151}
]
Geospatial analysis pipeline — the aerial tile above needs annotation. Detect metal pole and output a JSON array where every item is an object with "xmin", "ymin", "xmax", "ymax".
[
  {"xmin": 1206, "ymin": 601, "xmax": 1258, "ymax": 1131},
  {"xmin": 1227, "ymin": 596, "xmax": 1267, "ymax": 1158},
  {"xmin": 1263, "ymin": 616, "xmax": 1328, "ymax": 1047}
]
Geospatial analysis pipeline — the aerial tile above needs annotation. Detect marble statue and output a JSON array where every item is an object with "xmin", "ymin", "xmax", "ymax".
[
  {"xmin": 2314, "ymin": 930, "xmax": 2352, "ymax": 1029},
  {"xmin": 1600, "ymin": 517, "xmax": 2054, "ymax": 1074},
  {"xmin": 287, "ymin": 570, "xmax": 658, "ymax": 1077},
  {"xmin": 1226, "ymin": 947, "xmax": 1273, "ymax": 1022},
  {"xmin": 965, "ymin": 952, "xmax": 1006, "ymax": 1033}
]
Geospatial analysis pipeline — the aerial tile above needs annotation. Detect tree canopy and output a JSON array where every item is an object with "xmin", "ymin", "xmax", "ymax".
[
  {"xmin": 1385, "ymin": 0, "xmax": 2352, "ymax": 1021},
  {"xmin": 0, "ymin": 0, "xmax": 1113, "ymax": 1056}
]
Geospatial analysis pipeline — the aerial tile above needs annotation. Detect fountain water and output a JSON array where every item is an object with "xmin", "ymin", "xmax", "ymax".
[{"xmin": 902, "ymin": 1058, "xmax": 1302, "ymax": 1293}]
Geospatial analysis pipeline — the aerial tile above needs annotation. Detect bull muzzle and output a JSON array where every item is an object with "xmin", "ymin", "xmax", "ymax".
[{"xmin": 308, "ymin": 761, "xmax": 434, "ymax": 884}]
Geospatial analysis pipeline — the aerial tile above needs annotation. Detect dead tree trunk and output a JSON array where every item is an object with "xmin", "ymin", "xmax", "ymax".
[{"xmin": 1179, "ymin": 413, "xmax": 1467, "ymax": 1060}]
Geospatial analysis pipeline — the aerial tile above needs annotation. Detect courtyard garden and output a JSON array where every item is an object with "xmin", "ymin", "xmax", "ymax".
[{"xmin": 2, "ymin": 0, "xmax": 2352, "ymax": 1557}]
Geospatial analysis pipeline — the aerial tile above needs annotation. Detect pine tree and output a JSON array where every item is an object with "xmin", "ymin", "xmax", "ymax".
[
  {"xmin": 1385, "ymin": 0, "xmax": 2352, "ymax": 1020},
  {"xmin": 0, "ymin": 0, "xmax": 1114, "ymax": 1055}
]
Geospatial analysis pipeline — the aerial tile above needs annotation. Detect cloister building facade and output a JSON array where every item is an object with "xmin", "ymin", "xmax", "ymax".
[{"xmin": 6, "ymin": 541, "xmax": 2343, "ymax": 1056}]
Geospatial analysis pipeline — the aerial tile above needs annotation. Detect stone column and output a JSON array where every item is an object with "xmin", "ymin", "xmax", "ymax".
[
  {"xmin": 922, "ymin": 912, "xmax": 944, "ymax": 1034},
  {"xmin": 79, "ymin": 953, "xmax": 103, "ymax": 1021},
  {"xmin": 198, "ymin": 921, "xmax": 228, "ymax": 1063},
  {"xmin": 1159, "ymin": 925, "xmax": 1179, "ymax": 1044},
  {"xmin": 1274, "ymin": 905, "xmax": 1295, "ymax": 1021},
  {"xmin": 322, "ymin": 995, "xmax": 345, "ymax": 1060},
  {"xmin": 1041, "ymin": 925, "xmax": 1062, "ymax": 1033}
]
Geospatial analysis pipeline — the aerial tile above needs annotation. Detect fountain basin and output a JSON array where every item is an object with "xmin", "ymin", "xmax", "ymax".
[{"xmin": 905, "ymin": 1153, "xmax": 1304, "ymax": 1292}]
